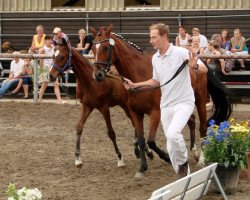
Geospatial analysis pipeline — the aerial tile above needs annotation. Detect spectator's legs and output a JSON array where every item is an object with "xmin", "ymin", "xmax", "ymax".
[
  {"xmin": 53, "ymin": 79, "xmax": 63, "ymax": 103},
  {"xmin": 0, "ymin": 79, "xmax": 19, "ymax": 96},
  {"xmin": 237, "ymin": 59, "xmax": 245, "ymax": 69},
  {"xmin": 11, "ymin": 79, "xmax": 23, "ymax": 94},
  {"xmin": 39, "ymin": 81, "xmax": 48, "ymax": 103},
  {"xmin": 23, "ymin": 84, "xmax": 29, "ymax": 98}
]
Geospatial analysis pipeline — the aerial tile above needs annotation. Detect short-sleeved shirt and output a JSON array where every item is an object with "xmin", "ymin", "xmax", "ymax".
[
  {"xmin": 10, "ymin": 59, "xmax": 25, "ymax": 78},
  {"xmin": 199, "ymin": 34, "xmax": 208, "ymax": 48},
  {"xmin": 152, "ymin": 43, "xmax": 195, "ymax": 108},
  {"xmin": 78, "ymin": 35, "xmax": 93, "ymax": 51}
]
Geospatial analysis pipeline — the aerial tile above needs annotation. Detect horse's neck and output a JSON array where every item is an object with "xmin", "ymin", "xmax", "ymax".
[
  {"xmin": 113, "ymin": 39, "xmax": 153, "ymax": 81},
  {"xmin": 71, "ymin": 51, "xmax": 94, "ymax": 88}
]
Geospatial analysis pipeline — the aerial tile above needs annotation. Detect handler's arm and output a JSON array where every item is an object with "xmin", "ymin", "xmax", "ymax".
[{"xmin": 123, "ymin": 78, "xmax": 160, "ymax": 90}]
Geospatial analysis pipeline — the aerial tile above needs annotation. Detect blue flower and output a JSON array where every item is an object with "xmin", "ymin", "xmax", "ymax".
[
  {"xmin": 215, "ymin": 132, "xmax": 228, "ymax": 142},
  {"xmin": 209, "ymin": 119, "xmax": 216, "ymax": 126},
  {"xmin": 218, "ymin": 121, "xmax": 230, "ymax": 131},
  {"xmin": 207, "ymin": 129, "xmax": 216, "ymax": 137},
  {"xmin": 202, "ymin": 140, "xmax": 210, "ymax": 145}
]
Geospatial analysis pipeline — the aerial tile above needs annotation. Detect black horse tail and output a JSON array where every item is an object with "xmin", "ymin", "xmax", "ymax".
[{"xmin": 207, "ymin": 67, "xmax": 234, "ymax": 125}]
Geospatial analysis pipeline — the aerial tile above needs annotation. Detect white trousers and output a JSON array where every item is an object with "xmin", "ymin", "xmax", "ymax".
[{"xmin": 161, "ymin": 102, "xmax": 194, "ymax": 173}]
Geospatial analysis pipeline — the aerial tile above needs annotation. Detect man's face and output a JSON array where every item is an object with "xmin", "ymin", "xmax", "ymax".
[{"xmin": 150, "ymin": 29, "xmax": 166, "ymax": 50}]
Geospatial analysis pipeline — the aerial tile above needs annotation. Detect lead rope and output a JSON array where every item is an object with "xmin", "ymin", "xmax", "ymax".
[{"xmin": 107, "ymin": 59, "xmax": 188, "ymax": 93}]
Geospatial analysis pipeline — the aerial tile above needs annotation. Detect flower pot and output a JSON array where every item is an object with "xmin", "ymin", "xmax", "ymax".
[
  {"xmin": 212, "ymin": 164, "xmax": 240, "ymax": 195},
  {"xmin": 240, "ymin": 151, "xmax": 250, "ymax": 180}
]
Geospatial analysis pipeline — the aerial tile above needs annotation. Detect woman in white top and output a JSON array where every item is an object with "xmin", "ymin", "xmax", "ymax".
[
  {"xmin": 38, "ymin": 35, "xmax": 63, "ymax": 104},
  {"xmin": 175, "ymin": 25, "xmax": 192, "ymax": 48}
]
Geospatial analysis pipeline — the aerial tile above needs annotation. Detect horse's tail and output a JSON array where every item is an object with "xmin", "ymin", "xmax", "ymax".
[{"xmin": 207, "ymin": 67, "xmax": 234, "ymax": 125}]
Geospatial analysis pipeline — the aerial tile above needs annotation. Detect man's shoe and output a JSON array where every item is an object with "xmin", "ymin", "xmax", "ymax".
[{"xmin": 177, "ymin": 162, "xmax": 190, "ymax": 179}]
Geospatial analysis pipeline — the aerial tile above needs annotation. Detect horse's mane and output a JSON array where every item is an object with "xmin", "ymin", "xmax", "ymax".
[{"xmin": 112, "ymin": 32, "xmax": 143, "ymax": 52}]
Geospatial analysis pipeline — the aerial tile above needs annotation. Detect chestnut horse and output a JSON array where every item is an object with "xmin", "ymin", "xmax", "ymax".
[
  {"xmin": 49, "ymin": 39, "xmax": 154, "ymax": 169},
  {"xmin": 90, "ymin": 25, "xmax": 233, "ymax": 179}
]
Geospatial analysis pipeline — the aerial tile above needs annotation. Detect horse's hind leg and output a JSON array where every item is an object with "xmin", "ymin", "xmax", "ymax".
[
  {"xmin": 147, "ymin": 110, "xmax": 171, "ymax": 163},
  {"xmin": 99, "ymin": 106, "xmax": 124, "ymax": 167},
  {"xmin": 75, "ymin": 104, "xmax": 93, "ymax": 167}
]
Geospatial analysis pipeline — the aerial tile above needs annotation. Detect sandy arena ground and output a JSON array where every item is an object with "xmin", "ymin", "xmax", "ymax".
[{"xmin": 0, "ymin": 100, "xmax": 249, "ymax": 199}]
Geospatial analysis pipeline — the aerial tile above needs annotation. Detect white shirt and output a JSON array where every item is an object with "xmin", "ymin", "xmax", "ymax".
[
  {"xmin": 10, "ymin": 59, "xmax": 25, "ymax": 77},
  {"xmin": 199, "ymin": 34, "xmax": 208, "ymax": 48},
  {"xmin": 178, "ymin": 34, "xmax": 189, "ymax": 48},
  {"xmin": 152, "ymin": 43, "xmax": 195, "ymax": 108},
  {"xmin": 42, "ymin": 45, "xmax": 55, "ymax": 67}
]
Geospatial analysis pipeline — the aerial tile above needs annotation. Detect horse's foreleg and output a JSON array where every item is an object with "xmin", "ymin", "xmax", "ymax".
[
  {"xmin": 99, "ymin": 106, "xmax": 124, "ymax": 167},
  {"xmin": 75, "ymin": 104, "xmax": 93, "ymax": 167},
  {"xmin": 147, "ymin": 111, "xmax": 171, "ymax": 163},
  {"xmin": 187, "ymin": 114, "xmax": 199, "ymax": 161},
  {"xmin": 130, "ymin": 112, "xmax": 147, "ymax": 180},
  {"xmin": 133, "ymin": 131, "xmax": 141, "ymax": 159}
]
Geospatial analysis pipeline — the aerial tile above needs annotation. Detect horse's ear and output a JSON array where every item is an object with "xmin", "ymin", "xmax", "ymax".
[
  {"xmin": 62, "ymin": 37, "xmax": 67, "ymax": 46},
  {"xmin": 90, "ymin": 26, "xmax": 97, "ymax": 37},
  {"xmin": 105, "ymin": 24, "xmax": 113, "ymax": 36}
]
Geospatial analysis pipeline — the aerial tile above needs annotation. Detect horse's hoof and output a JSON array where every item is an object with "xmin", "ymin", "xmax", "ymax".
[
  {"xmin": 191, "ymin": 145, "xmax": 200, "ymax": 162},
  {"xmin": 197, "ymin": 160, "xmax": 205, "ymax": 167},
  {"xmin": 134, "ymin": 172, "xmax": 145, "ymax": 180},
  {"xmin": 75, "ymin": 160, "xmax": 83, "ymax": 168},
  {"xmin": 118, "ymin": 157, "xmax": 125, "ymax": 168}
]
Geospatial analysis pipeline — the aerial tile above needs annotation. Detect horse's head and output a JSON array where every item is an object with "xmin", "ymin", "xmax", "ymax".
[
  {"xmin": 90, "ymin": 24, "xmax": 114, "ymax": 82},
  {"xmin": 49, "ymin": 38, "xmax": 72, "ymax": 82}
]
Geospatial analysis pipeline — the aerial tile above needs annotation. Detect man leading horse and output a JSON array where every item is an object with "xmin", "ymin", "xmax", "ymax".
[{"xmin": 123, "ymin": 23, "xmax": 201, "ymax": 178}]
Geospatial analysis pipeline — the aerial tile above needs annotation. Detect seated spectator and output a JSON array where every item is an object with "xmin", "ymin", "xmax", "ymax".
[
  {"xmin": 192, "ymin": 27, "xmax": 208, "ymax": 49},
  {"xmin": 205, "ymin": 40, "xmax": 227, "ymax": 79},
  {"xmin": 220, "ymin": 29, "xmax": 231, "ymax": 51},
  {"xmin": 38, "ymin": 35, "xmax": 64, "ymax": 104},
  {"xmin": 10, "ymin": 58, "xmax": 33, "ymax": 99},
  {"xmin": 186, "ymin": 40, "xmax": 208, "ymax": 74},
  {"xmin": 29, "ymin": 25, "xmax": 46, "ymax": 53},
  {"xmin": 230, "ymin": 28, "xmax": 248, "ymax": 70},
  {"xmin": 52, "ymin": 27, "xmax": 71, "ymax": 46},
  {"xmin": 175, "ymin": 25, "xmax": 192, "ymax": 48},
  {"xmin": 75, "ymin": 29, "xmax": 93, "ymax": 54},
  {"xmin": 191, "ymin": 36, "xmax": 205, "ymax": 55},
  {"xmin": 0, "ymin": 51, "xmax": 24, "ymax": 98},
  {"xmin": 211, "ymin": 34, "xmax": 234, "ymax": 72}
]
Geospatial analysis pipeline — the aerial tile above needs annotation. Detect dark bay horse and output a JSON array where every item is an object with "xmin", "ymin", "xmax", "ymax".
[
  {"xmin": 90, "ymin": 25, "xmax": 233, "ymax": 179},
  {"xmin": 49, "ymin": 39, "xmax": 153, "ymax": 169}
]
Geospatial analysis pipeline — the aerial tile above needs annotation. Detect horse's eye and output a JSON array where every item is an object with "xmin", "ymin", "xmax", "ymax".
[{"xmin": 104, "ymin": 46, "xmax": 108, "ymax": 50}]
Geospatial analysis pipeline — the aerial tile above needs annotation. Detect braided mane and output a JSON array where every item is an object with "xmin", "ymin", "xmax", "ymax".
[{"xmin": 112, "ymin": 32, "xmax": 143, "ymax": 52}]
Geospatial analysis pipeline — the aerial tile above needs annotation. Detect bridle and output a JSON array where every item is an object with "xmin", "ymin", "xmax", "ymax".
[
  {"xmin": 52, "ymin": 47, "xmax": 72, "ymax": 75},
  {"xmin": 92, "ymin": 37, "xmax": 115, "ymax": 73}
]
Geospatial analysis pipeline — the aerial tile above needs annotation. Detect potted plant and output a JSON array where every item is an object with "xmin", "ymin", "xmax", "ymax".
[
  {"xmin": 202, "ymin": 119, "xmax": 250, "ymax": 194},
  {"xmin": 6, "ymin": 183, "xmax": 42, "ymax": 200}
]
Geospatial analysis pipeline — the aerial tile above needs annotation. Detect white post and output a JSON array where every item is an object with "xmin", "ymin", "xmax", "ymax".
[{"xmin": 33, "ymin": 58, "xmax": 38, "ymax": 103}]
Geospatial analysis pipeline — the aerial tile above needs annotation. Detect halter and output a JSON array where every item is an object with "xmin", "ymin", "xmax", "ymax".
[
  {"xmin": 93, "ymin": 38, "xmax": 115, "ymax": 72},
  {"xmin": 52, "ymin": 48, "xmax": 72, "ymax": 75}
]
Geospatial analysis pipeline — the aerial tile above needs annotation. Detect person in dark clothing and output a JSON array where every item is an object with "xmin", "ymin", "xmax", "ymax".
[{"xmin": 75, "ymin": 29, "xmax": 93, "ymax": 54}]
